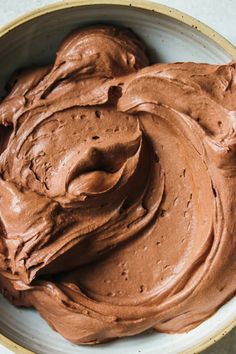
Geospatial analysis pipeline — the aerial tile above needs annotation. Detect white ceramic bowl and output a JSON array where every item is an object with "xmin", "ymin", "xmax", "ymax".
[{"xmin": 0, "ymin": 1, "xmax": 235, "ymax": 353}]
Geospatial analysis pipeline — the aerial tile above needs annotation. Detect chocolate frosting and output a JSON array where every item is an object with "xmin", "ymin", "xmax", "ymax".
[{"xmin": 0, "ymin": 25, "xmax": 236, "ymax": 344}]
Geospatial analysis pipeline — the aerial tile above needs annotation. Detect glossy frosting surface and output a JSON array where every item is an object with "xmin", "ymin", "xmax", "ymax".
[{"xmin": 0, "ymin": 26, "xmax": 236, "ymax": 344}]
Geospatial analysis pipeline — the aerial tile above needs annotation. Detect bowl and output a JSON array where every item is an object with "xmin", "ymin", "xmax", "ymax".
[{"xmin": 0, "ymin": 1, "xmax": 235, "ymax": 353}]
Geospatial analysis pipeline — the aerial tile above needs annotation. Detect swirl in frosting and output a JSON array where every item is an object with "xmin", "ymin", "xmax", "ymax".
[{"xmin": 0, "ymin": 26, "xmax": 235, "ymax": 344}]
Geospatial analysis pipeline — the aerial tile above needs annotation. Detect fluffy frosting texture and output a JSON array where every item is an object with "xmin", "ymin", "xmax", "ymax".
[{"xmin": 0, "ymin": 25, "xmax": 236, "ymax": 344}]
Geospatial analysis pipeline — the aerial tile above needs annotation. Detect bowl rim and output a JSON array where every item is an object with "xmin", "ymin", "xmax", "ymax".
[
  {"xmin": 0, "ymin": 1, "xmax": 235, "ymax": 353},
  {"xmin": 0, "ymin": 0, "xmax": 236, "ymax": 57}
]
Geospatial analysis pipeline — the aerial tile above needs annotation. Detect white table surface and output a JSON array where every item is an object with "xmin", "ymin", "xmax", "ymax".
[{"xmin": 0, "ymin": 0, "xmax": 235, "ymax": 353}]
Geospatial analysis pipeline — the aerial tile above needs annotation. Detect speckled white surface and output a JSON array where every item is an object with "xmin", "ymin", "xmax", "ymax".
[{"xmin": 0, "ymin": 1, "xmax": 235, "ymax": 353}]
